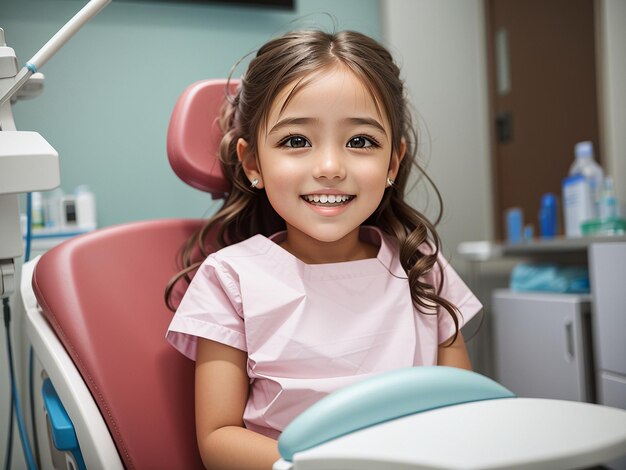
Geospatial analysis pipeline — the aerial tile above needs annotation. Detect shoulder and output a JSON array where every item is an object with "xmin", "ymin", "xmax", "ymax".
[
  {"xmin": 202, "ymin": 234, "xmax": 273, "ymax": 268},
  {"xmin": 197, "ymin": 234, "xmax": 278, "ymax": 285},
  {"xmin": 213, "ymin": 234, "xmax": 274, "ymax": 260},
  {"xmin": 193, "ymin": 235, "xmax": 267, "ymax": 274}
]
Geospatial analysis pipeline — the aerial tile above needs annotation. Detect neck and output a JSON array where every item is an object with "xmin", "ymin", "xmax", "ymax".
[{"xmin": 280, "ymin": 226, "xmax": 378, "ymax": 264}]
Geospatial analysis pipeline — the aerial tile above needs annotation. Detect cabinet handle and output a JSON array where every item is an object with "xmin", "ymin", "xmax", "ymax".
[{"xmin": 564, "ymin": 320, "xmax": 575, "ymax": 362}]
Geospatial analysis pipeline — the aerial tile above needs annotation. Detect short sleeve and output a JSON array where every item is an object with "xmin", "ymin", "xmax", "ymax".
[
  {"xmin": 431, "ymin": 253, "xmax": 483, "ymax": 344},
  {"xmin": 166, "ymin": 256, "xmax": 246, "ymax": 360}
]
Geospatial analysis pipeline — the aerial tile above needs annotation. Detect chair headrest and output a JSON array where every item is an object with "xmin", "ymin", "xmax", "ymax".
[{"xmin": 167, "ymin": 79, "xmax": 239, "ymax": 198}]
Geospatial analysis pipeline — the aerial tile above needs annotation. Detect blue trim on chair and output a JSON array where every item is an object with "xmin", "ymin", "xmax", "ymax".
[
  {"xmin": 41, "ymin": 379, "xmax": 87, "ymax": 470},
  {"xmin": 278, "ymin": 366, "xmax": 516, "ymax": 461}
]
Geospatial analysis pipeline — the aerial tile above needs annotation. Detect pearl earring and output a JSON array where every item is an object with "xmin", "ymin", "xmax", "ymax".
[{"xmin": 250, "ymin": 178, "xmax": 259, "ymax": 189}]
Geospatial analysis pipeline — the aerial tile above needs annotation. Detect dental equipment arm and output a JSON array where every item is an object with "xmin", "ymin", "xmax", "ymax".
[
  {"xmin": 0, "ymin": 0, "xmax": 111, "ymax": 298},
  {"xmin": 0, "ymin": 0, "xmax": 110, "ymax": 108}
]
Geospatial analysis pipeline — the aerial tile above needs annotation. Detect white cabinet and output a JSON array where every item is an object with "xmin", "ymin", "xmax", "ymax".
[
  {"xmin": 589, "ymin": 243, "xmax": 626, "ymax": 397},
  {"xmin": 492, "ymin": 290, "xmax": 594, "ymax": 402},
  {"xmin": 589, "ymin": 242, "xmax": 626, "ymax": 470}
]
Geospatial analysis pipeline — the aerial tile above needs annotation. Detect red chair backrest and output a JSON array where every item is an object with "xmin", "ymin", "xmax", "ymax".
[
  {"xmin": 32, "ymin": 79, "xmax": 238, "ymax": 469},
  {"xmin": 167, "ymin": 78, "xmax": 239, "ymax": 196}
]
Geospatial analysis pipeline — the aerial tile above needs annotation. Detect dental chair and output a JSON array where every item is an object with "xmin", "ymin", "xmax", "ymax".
[{"xmin": 20, "ymin": 78, "xmax": 626, "ymax": 470}]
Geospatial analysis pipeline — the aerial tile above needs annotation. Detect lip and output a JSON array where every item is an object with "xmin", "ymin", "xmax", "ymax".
[
  {"xmin": 302, "ymin": 189, "xmax": 354, "ymax": 197},
  {"xmin": 304, "ymin": 201, "xmax": 352, "ymax": 216}
]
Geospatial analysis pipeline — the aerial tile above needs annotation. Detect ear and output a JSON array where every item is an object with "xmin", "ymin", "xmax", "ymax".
[
  {"xmin": 388, "ymin": 138, "xmax": 407, "ymax": 181},
  {"xmin": 237, "ymin": 138, "xmax": 264, "ymax": 189}
]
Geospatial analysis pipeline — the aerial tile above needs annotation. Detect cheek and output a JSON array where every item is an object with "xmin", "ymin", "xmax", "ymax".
[
  {"xmin": 262, "ymin": 161, "xmax": 301, "ymax": 191},
  {"xmin": 358, "ymin": 165, "xmax": 389, "ymax": 209},
  {"xmin": 357, "ymin": 161, "xmax": 388, "ymax": 188}
]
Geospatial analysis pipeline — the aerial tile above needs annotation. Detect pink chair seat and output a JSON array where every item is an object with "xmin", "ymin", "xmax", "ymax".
[{"xmin": 32, "ymin": 219, "xmax": 205, "ymax": 469}]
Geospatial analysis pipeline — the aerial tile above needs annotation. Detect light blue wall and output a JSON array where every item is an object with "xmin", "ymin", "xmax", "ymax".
[{"xmin": 2, "ymin": 0, "xmax": 381, "ymax": 227}]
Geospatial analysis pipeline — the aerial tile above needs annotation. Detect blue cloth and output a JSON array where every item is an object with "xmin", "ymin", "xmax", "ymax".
[{"xmin": 510, "ymin": 263, "xmax": 590, "ymax": 294}]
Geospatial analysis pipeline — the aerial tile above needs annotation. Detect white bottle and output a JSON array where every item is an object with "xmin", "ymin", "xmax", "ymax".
[
  {"xmin": 569, "ymin": 141, "xmax": 604, "ymax": 218},
  {"xmin": 74, "ymin": 185, "xmax": 97, "ymax": 231},
  {"xmin": 562, "ymin": 174, "xmax": 594, "ymax": 237},
  {"xmin": 30, "ymin": 191, "xmax": 45, "ymax": 229},
  {"xmin": 45, "ymin": 188, "xmax": 65, "ymax": 231},
  {"xmin": 562, "ymin": 141, "xmax": 604, "ymax": 237},
  {"xmin": 599, "ymin": 176, "xmax": 619, "ymax": 220}
]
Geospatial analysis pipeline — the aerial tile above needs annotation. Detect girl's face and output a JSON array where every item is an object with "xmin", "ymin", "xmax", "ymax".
[{"xmin": 239, "ymin": 65, "xmax": 404, "ymax": 262}]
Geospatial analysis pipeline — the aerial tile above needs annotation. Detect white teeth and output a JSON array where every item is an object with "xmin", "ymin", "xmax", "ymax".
[{"xmin": 303, "ymin": 194, "xmax": 353, "ymax": 204}]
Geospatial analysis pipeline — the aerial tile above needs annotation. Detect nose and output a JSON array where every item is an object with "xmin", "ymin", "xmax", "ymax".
[{"xmin": 312, "ymin": 146, "xmax": 346, "ymax": 181}]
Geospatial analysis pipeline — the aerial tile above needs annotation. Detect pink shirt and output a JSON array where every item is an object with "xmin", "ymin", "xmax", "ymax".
[{"xmin": 166, "ymin": 226, "xmax": 481, "ymax": 439}]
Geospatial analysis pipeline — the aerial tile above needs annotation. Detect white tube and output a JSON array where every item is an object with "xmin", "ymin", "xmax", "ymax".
[
  {"xmin": 0, "ymin": 0, "xmax": 110, "ymax": 107},
  {"xmin": 28, "ymin": 0, "xmax": 111, "ymax": 71}
]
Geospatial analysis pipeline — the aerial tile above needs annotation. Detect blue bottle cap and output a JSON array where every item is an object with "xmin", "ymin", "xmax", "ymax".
[{"xmin": 541, "ymin": 193, "xmax": 557, "ymax": 207}]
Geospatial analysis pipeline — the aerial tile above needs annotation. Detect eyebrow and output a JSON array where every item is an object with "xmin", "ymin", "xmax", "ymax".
[
  {"xmin": 347, "ymin": 117, "xmax": 386, "ymax": 134},
  {"xmin": 268, "ymin": 116, "xmax": 387, "ymax": 135},
  {"xmin": 268, "ymin": 117, "xmax": 317, "ymax": 134}
]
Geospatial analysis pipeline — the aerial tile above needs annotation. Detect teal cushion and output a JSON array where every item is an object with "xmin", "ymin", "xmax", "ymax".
[{"xmin": 278, "ymin": 366, "xmax": 515, "ymax": 461}]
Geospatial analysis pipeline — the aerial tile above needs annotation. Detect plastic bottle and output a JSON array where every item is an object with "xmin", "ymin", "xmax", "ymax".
[
  {"xmin": 599, "ymin": 176, "xmax": 618, "ymax": 220},
  {"xmin": 562, "ymin": 141, "xmax": 604, "ymax": 237},
  {"xmin": 505, "ymin": 207, "xmax": 523, "ymax": 244},
  {"xmin": 74, "ymin": 185, "xmax": 97, "ymax": 231},
  {"xmin": 568, "ymin": 141, "xmax": 604, "ymax": 216},
  {"xmin": 30, "ymin": 192, "xmax": 45, "ymax": 229},
  {"xmin": 563, "ymin": 175, "xmax": 593, "ymax": 237},
  {"xmin": 539, "ymin": 193, "xmax": 557, "ymax": 238},
  {"xmin": 45, "ymin": 188, "xmax": 65, "ymax": 231}
]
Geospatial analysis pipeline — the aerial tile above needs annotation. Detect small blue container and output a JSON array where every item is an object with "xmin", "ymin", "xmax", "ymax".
[
  {"xmin": 539, "ymin": 193, "xmax": 558, "ymax": 238},
  {"xmin": 505, "ymin": 207, "xmax": 523, "ymax": 244}
]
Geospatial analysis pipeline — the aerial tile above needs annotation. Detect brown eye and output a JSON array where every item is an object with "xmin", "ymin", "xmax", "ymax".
[
  {"xmin": 347, "ymin": 136, "xmax": 377, "ymax": 148},
  {"xmin": 282, "ymin": 136, "xmax": 310, "ymax": 148}
]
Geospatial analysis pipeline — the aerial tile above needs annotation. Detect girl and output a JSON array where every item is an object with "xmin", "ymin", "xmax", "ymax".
[{"xmin": 166, "ymin": 29, "xmax": 482, "ymax": 470}]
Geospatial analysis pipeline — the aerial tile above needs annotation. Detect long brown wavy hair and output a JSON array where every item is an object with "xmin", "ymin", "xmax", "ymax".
[{"xmin": 165, "ymin": 29, "xmax": 461, "ymax": 344}]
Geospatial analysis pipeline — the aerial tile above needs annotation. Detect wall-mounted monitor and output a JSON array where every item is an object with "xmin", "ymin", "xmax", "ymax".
[{"xmin": 123, "ymin": 0, "xmax": 295, "ymax": 9}]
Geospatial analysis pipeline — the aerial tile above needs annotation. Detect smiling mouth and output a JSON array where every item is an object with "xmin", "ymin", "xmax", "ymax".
[{"xmin": 301, "ymin": 194, "xmax": 355, "ymax": 206}]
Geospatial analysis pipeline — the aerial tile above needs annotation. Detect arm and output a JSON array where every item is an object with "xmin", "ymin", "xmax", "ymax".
[
  {"xmin": 195, "ymin": 338, "xmax": 280, "ymax": 470},
  {"xmin": 437, "ymin": 331, "xmax": 472, "ymax": 370}
]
